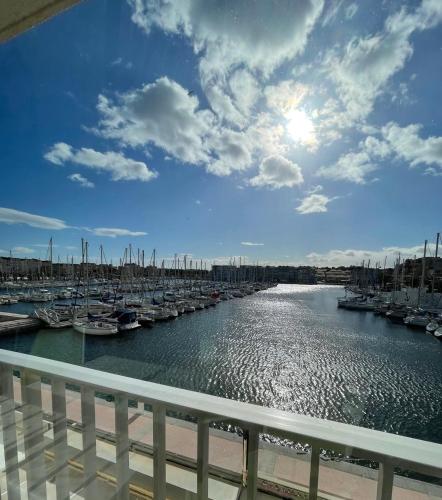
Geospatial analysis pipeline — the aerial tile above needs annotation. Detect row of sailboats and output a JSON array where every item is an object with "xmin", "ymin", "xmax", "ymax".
[
  {"xmin": 72, "ymin": 239, "xmax": 140, "ymax": 335},
  {"xmin": 337, "ymin": 234, "xmax": 442, "ymax": 340},
  {"xmin": 24, "ymin": 238, "xmax": 275, "ymax": 335}
]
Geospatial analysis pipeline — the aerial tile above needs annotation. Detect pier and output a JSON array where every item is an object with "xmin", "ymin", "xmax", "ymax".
[{"xmin": 0, "ymin": 311, "xmax": 42, "ymax": 335}]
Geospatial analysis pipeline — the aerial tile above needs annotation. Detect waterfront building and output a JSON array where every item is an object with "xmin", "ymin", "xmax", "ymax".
[
  {"xmin": 212, "ymin": 264, "xmax": 317, "ymax": 284},
  {"xmin": 398, "ymin": 257, "xmax": 442, "ymax": 291},
  {"xmin": 316, "ymin": 267, "xmax": 352, "ymax": 284},
  {"xmin": 211, "ymin": 264, "xmax": 239, "ymax": 282}
]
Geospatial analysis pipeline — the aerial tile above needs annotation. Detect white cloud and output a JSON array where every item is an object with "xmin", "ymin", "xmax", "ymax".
[
  {"xmin": 206, "ymin": 128, "xmax": 253, "ymax": 176},
  {"xmin": 95, "ymin": 76, "xmax": 258, "ymax": 177},
  {"xmin": 245, "ymin": 112, "xmax": 288, "ymax": 158},
  {"xmin": 249, "ymin": 155, "xmax": 304, "ymax": 189},
  {"xmin": 202, "ymin": 81, "xmax": 245, "ymax": 127},
  {"xmin": 326, "ymin": 1, "xmax": 442, "ymax": 122},
  {"xmin": 345, "ymin": 3, "xmax": 358, "ymax": 20},
  {"xmin": 45, "ymin": 143, "xmax": 157, "ymax": 182},
  {"xmin": 229, "ymin": 69, "xmax": 261, "ymax": 118},
  {"xmin": 89, "ymin": 2, "xmax": 326, "ymax": 180},
  {"xmin": 111, "ymin": 57, "xmax": 133, "ymax": 69},
  {"xmin": 264, "ymin": 80, "xmax": 309, "ymax": 116},
  {"xmin": 307, "ymin": 185, "xmax": 323, "ymax": 195},
  {"xmin": 0, "ymin": 207, "xmax": 68, "ymax": 230},
  {"xmin": 96, "ymin": 77, "xmax": 214, "ymax": 165},
  {"xmin": 128, "ymin": 0, "xmax": 323, "ymax": 135},
  {"xmin": 90, "ymin": 227, "xmax": 147, "ymax": 238},
  {"xmin": 12, "ymin": 246, "xmax": 35, "ymax": 255},
  {"xmin": 129, "ymin": 0, "xmax": 324, "ymax": 78},
  {"xmin": 382, "ymin": 122, "xmax": 442, "ymax": 171},
  {"xmin": 44, "ymin": 142, "xmax": 72, "ymax": 165},
  {"xmin": 296, "ymin": 192, "xmax": 336, "ymax": 214},
  {"xmin": 362, "ymin": 135, "xmax": 391, "ymax": 159},
  {"xmin": 306, "ymin": 243, "xmax": 437, "ymax": 267},
  {"xmin": 32, "ymin": 243, "xmax": 59, "ymax": 248},
  {"xmin": 195, "ymin": 200, "xmax": 201, "ymax": 205},
  {"xmin": 319, "ymin": 119, "xmax": 442, "ymax": 183},
  {"xmin": 241, "ymin": 242, "xmax": 264, "ymax": 247},
  {"xmin": 0, "ymin": 207, "xmax": 147, "ymax": 240},
  {"xmin": 317, "ymin": 150, "xmax": 376, "ymax": 184},
  {"xmin": 68, "ymin": 173, "xmax": 95, "ymax": 188},
  {"xmin": 424, "ymin": 167, "xmax": 442, "ymax": 177},
  {"xmin": 321, "ymin": 0, "xmax": 344, "ymax": 27}
]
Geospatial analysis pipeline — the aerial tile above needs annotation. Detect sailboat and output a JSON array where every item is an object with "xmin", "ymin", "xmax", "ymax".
[
  {"xmin": 73, "ymin": 239, "xmax": 119, "ymax": 336},
  {"xmin": 73, "ymin": 319, "xmax": 118, "ymax": 335}
]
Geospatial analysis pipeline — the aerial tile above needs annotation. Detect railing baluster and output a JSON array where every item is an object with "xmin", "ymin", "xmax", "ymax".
[
  {"xmin": 153, "ymin": 404, "xmax": 166, "ymax": 500},
  {"xmin": 80, "ymin": 386, "xmax": 97, "ymax": 500},
  {"xmin": 247, "ymin": 428, "xmax": 259, "ymax": 500},
  {"xmin": 377, "ymin": 460, "xmax": 394, "ymax": 500},
  {"xmin": 197, "ymin": 419, "xmax": 209, "ymax": 500},
  {"xmin": 309, "ymin": 445, "xmax": 320, "ymax": 500},
  {"xmin": 114, "ymin": 393, "xmax": 129, "ymax": 500},
  {"xmin": 0, "ymin": 364, "xmax": 20, "ymax": 500},
  {"xmin": 51, "ymin": 378, "xmax": 69, "ymax": 500},
  {"xmin": 21, "ymin": 368, "xmax": 47, "ymax": 499}
]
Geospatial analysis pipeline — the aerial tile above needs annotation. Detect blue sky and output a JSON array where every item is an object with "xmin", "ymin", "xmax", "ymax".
[{"xmin": 1, "ymin": 0, "xmax": 442, "ymax": 267}]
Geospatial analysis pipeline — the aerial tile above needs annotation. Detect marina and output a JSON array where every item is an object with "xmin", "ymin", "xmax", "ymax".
[
  {"xmin": 2, "ymin": 0, "xmax": 442, "ymax": 497},
  {"xmin": 336, "ymin": 236, "xmax": 442, "ymax": 341},
  {"xmin": 1, "ymin": 283, "xmax": 442, "ymax": 449}
]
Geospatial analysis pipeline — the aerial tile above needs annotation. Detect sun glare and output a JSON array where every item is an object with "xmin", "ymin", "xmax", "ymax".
[{"xmin": 286, "ymin": 109, "xmax": 315, "ymax": 144}]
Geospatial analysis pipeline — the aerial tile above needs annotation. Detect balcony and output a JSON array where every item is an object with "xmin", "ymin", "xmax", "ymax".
[{"xmin": 1, "ymin": 348, "xmax": 442, "ymax": 499}]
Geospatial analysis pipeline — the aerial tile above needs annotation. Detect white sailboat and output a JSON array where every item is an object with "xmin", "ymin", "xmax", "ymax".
[
  {"xmin": 73, "ymin": 319, "xmax": 118, "ymax": 335},
  {"xmin": 73, "ymin": 239, "xmax": 120, "ymax": 336}
]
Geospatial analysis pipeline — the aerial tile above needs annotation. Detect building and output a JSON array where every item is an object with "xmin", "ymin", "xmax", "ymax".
[
  {"xmin": 316, "ymin": 267, "xmax": 353, "ymax": 285},
  {"xmin": 211, "ymin": 265, "xmax": 238, "ymax": 282},
  {"xmin": 212, "ymin": 264, "xmax": 316, "ymax": 284}
]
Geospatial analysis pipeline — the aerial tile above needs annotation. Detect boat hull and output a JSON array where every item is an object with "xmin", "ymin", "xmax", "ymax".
[
  {"xmin": 73, "ymin": 321, "xmax": 119, "ymax": 335},
  {"xmin": 118, "ymin": 321, "xmax": 141, "ymax": 331}
]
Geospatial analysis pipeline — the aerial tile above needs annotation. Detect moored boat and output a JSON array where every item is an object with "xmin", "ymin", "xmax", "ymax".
[
  {"xmin": 73, "ymin": 320, "xmax": 118, "ymax": 335},
  {"xmin": 426, "ymin": 320, "xmax": 440, "ymax": 334},
  {"xmin": 113, "ymin": 309, "xmax": 141, "ymax": 331},
  {"xmin": 403, "ymin": 311, "xmax": 430, "ymax": 329},
  {"xmin": 434, "ymin": 327, "xmax": 442, "ymax": 341}
]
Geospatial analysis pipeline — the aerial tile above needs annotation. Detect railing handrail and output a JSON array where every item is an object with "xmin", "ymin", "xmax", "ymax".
[{"xmin": 1, "ymin": 348, "xmax": 441, "ymax": 476}]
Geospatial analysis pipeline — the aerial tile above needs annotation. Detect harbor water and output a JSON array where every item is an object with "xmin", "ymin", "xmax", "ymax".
[{"xmin": 1, "ymin": 284, "xmax": 442, "ymax": 445}]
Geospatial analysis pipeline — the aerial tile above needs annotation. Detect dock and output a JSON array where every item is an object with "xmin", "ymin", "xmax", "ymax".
[{"xmin": 0, "ymin": 312, "xmax": 42, "ymax": 335}]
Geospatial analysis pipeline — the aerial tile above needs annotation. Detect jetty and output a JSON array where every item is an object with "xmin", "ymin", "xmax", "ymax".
[{"xmin": 0, "ymin": 311, "xmax": 42, "ymax": 335}]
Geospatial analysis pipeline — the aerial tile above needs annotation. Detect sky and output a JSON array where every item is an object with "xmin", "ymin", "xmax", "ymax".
[{"xmin": 1, "ymin": 0, "xmax": 442, "ymax": 268}]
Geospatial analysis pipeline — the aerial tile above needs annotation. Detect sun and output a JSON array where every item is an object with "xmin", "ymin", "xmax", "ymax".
[{"xmin": 286, "ymin": 109, "xmax": 315, "ymax": 144}]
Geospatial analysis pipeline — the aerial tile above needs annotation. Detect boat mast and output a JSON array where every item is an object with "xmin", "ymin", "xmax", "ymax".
[
  {"xmin": 366, "ymin": 259, "xmax": 371, "ymax": 292},
  {"xmin": 85, "ymin": 240, "xmax": 89, "ymax": 311},
  {"xmin": 400, "ymin": 255, "xmax": 405, "ymax": 291},
  {"xmin": 411, "ymin": 255, "xmax": 416, "ymax": 288},
  {"xmin": 431, "ymin": 233, "xmax": 440, "ymax": 304},
  {"xmin": 49, "ymin": 237, "xmax": 53, "ymax": 284},
  {"xmin": 128, "ymin": 244, "xmax": 134, "ymax": 298},
  {"xmin": 417, "ymin": 240, "xmax": 427, "ymax": 308},
  {"xmin": 381, "ymin": 256, "xmax": 387, "ymax": 290}
]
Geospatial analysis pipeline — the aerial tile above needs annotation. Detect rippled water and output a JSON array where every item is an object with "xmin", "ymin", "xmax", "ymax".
[{"xmin": 2, "ymin": 284, "xmax": 442, "ymax": 444}]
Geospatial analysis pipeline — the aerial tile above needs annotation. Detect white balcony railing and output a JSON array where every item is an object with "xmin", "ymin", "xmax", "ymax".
[{"xmin": 1, "ymin": 348, "xmax": 442, "ymax": 499}]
